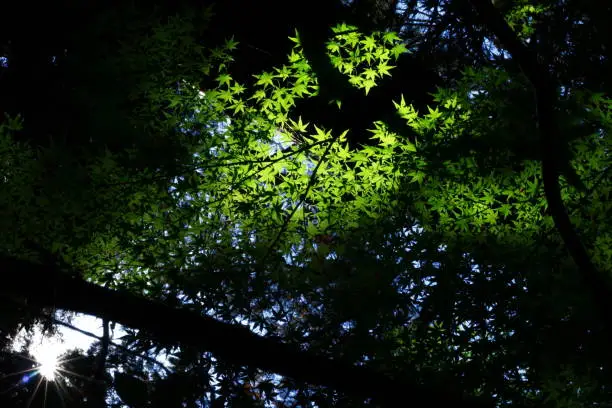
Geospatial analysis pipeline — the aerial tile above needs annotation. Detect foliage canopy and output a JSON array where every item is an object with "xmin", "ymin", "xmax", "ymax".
[{"xmin": 1, "ymin": 0, "xmax": 612, "ymax": 407}]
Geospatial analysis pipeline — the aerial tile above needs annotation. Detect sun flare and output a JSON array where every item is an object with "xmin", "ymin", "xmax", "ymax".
[
  {"xmin": 31, "ymin": 339, "xmax": 63, "ymax": 381},
  {"xmin": 37, "ymin": 353, "xmax": 59, "ymax": 380}
]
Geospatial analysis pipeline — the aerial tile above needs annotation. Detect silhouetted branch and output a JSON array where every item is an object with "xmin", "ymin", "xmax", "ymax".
[
  {"xmin": 0, "ymin": 256, "xmax": 490, "ymax": 408},
  {"xmin": 466, "ymin": 0, "xmax": 612, "ymax": 320},
  {"xmin": 36, "ymin": 314, "xmax": 172, "ymax": 375}
]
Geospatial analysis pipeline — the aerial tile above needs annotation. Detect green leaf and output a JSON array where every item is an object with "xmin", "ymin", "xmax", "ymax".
[
  {"xmin": 254, "ymin": 71, "xmax": 275, "ymax": 88},
  {"xmin": 362, "ymin": 79, "xmax": 376, "ymax": 95},
  {"xmin": 288, "ymin": 29, "xmax": 301, "ymax": 44},
  {"xmin": 363, "ymin": 68, "xmax": 378, "ymax": 80},
  {"xmin": 289, "ymin": 117, "xmax": 309, "ymax": 133},
  {"xmin": 390, "ymin": 43, "xmax": 408, "ymax": 59},
  {"xmin": 360, "ymin": 36, "xmax": 377, "ymax": 52},
  {"xmin": 327, "ymin": 41, "xmax": 341, "ymax": 54},
  {"xmin": 224, "ymin": 37, "xmax": 239, "ymax": 50},
  {"xmin": 382, "ymin": 31, "xmax": 400, "ymax": 44},
  {"xmin": 250, "ymin": 89, "xmax": 267, "ymax": 102},
  {"xmin": 377, "ymin": 61, "xmax": 394, "ymax": 77},
  {"xmin": 216, "ymin": 73, "xmax": 232, "ymax": 87}
]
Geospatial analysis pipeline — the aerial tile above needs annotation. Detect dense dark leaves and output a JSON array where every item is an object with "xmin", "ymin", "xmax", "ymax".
[
  {"xmin": 2, "ymin": 0, "xmax": 612, "ymax": 407},
  {"xmin": 114, "ymin": 372, "xmax": 150, "ymax": 408}
]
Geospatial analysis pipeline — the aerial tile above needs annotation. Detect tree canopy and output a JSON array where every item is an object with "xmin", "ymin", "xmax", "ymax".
[{"xmin": 1, "ymin": 0, "xmax": 612, "ymax": 407}]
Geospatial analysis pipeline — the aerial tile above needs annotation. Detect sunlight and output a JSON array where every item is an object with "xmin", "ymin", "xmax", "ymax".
[
  {"xmin": 36, "ymin": 351, "xmax": 59, "ymax": 381},
  {"xmin": 30, "ymin": 338, "xmax": 63, "ymax": 381}
]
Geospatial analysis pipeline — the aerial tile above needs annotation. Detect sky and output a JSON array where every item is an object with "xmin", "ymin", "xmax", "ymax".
[{"xmin": 12, "ymin": 314, "xmax": 109, "ymax": 367}]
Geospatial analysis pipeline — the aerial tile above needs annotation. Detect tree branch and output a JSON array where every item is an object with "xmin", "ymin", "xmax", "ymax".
[
  {"xmin": 0, "ymin": 256, "xmax": 488, "ymax": 408},
  {"xmin": 466, "ymin": 0, "xmax": 612, "ymax": 319},
  {"xmin": 48, "ymin": 316, "xmax": 171, "ymax": 375}
]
